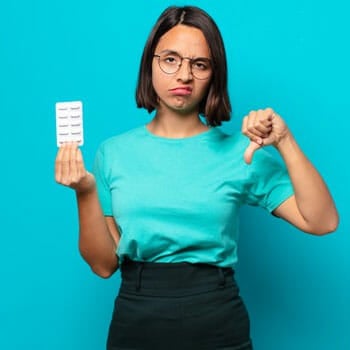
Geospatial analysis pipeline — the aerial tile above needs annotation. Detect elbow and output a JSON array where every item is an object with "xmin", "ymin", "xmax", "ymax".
[
  {"xmin": 326, "ymin": 218, "xmax": 340, "ymax": 234},
  {"xmin": 79, "ymin": 239, "xmax": 119, "ymax": 278},
  {"xmin": 79, "ymin": 248, "xmax": 119, "ymax": 278},
  {"xmin": 91, "ymin": 265, "xmax": 117, "ymax": 279},
  {"xmin": 308, "ymin": 215, "xmax": 340, "ymax": 236},
  {"xmin": 90, "ymin": 260, "xmax": 119, "ymax": 278}
]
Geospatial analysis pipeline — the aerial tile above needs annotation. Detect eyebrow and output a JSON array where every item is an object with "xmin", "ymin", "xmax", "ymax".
[{"xmin": 158, "ymin": 49, "xmax": 211, "ymax": 60}]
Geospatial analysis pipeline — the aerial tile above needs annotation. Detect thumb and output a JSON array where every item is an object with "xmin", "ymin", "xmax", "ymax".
[{"xmin": 244, "ymin": 140, "xmax": 262, "ymax": 164}]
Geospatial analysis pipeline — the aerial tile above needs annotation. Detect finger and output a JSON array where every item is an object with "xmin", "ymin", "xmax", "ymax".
[
  {"xmin": 70, "ymin": 143, "xmax": 79, "ymax": 183},
  {"xmin": 243, "ymin": 123, "xmax": 263, "ymax": 146},
  {"xmin": 242, "ymin": 115, "xmax": 248, "ymax": 134},
  {"xmin": 260, "ymin": 115, "xmax": 273, "ymax": 125},
  {"xmin": 55, "ymin": 148, "xmax": 62, "ymax": 183},
  {"xmin": 255, "ymin": 109, "xmax": 275, "ymax": 134},
  {"xmin": 246, "ymin": 111, "xmax": 259, "ymax": 135},
  {"xmin": 55, "ymin": 144, "xmax": 69, "ymax": 183},
  {"xmin": 244, "ymin": 141, "xmax": 262, "ymax": 164},
  {"xmin": 245, "ymin": 110, "xmax": 270, "ymax": 138},
  {"xmin": 264, "ymin": 107, "xmax": 274, "ymax": 117},
  {"xmin": 61, "ymin": 143, "xmax": 72, "ymax": 184},
  {"xmin": 252, "ymin": 122, "xmax": 272, "ymax": 136},
  {"xmin": 76, "ymin": 147, "xmax": 86, "ymax": 179},
  {"xmin": 242, "ymin": 116, "xmax": 262, "ymax": 142}
]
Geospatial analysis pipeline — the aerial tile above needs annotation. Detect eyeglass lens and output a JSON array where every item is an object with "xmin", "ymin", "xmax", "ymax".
[{"xmin": 156, "ymin": 52, "xmax": 211, "ymax": 79}]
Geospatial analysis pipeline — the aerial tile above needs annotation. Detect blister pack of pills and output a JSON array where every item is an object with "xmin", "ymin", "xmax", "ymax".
[{"xmin": 55, "ymin": 101, "xmax": 83, "ymax": 147}]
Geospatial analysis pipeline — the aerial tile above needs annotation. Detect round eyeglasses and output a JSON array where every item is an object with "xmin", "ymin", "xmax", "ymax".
[{"xmin": 153, "ymin": 52, "xmax": 212, "ymax": 80}]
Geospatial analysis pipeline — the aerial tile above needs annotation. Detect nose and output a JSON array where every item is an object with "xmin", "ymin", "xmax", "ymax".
[{"xmin": 177, "ymin": 58, "xmax": 193, "ymax": 81}]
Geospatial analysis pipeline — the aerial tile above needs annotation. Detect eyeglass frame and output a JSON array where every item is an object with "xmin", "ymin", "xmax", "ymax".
[{"xmin": 153, "ymin": 51, "xmax": 212, "ymax": 80}]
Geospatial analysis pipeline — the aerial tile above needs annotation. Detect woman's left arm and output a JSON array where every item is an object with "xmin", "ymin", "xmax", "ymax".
[{"xmin": 242, "ymin": 108, "xmax": 339, "ymax": 235}]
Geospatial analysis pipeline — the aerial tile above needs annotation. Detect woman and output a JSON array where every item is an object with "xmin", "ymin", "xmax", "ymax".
[{"xmin": 55, "ymin": 6, "xmax": 338, "ymax": 350}]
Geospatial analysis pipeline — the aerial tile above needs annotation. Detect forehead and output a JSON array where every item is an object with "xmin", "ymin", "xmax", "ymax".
[{"xmin": 155, "ymin": 25, "xmax": 210, "ymax": 57}]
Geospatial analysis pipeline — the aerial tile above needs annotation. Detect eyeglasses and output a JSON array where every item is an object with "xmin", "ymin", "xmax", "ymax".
[{"xmin": 153, "ymin": 51, "xmax": 212, "ymax": 80}]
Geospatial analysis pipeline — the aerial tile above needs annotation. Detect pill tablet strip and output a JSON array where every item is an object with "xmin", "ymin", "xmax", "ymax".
[{"xmin": 56, "ymin": 101, "xmax": 84, "ymax": 147}]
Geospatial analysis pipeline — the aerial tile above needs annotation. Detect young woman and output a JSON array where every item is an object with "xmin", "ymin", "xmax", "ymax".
[{"xmin": 55, "ymin": 6, "xmax": 338, "ymax": 350}]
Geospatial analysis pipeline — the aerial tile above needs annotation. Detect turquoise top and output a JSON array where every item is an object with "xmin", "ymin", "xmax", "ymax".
[{"xmin": 93, "ymin": 125, "xmax": 294, "ymax": 268}]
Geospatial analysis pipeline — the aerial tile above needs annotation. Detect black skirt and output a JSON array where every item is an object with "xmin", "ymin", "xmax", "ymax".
[{"xmin": 107, "ymin": 259, "xmax": 253, "ymax": 350}]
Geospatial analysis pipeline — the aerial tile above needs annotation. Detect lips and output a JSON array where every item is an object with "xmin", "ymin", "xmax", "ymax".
[{"xmin": 169, "ymin": 86, "xmax": 192, "ymax": 96}]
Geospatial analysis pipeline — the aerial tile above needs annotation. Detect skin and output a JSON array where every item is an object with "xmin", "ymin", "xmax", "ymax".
[
  {"xmin": 55, "ymin": 144, "xmax": 119, "ymax": 277},
  {"xmin": 55, "ymin": 24, "xmax": 339, "ymax": 278},
  {"xmin": 148, "ymin": 25, "xmax": 212, "ymax": 138},
  {"xmin": 242, "ymin": 108, "xmax": 339, "ymax": 234}
]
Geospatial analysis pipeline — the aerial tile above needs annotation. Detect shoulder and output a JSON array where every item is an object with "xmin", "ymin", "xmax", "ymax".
[
  {"xmin": 97, "ymin": 126, "xmax": 146, "ymax": 153},
  {"xmin": 211, "ymin": 128, "xmax": 250, "ymax": 152}
]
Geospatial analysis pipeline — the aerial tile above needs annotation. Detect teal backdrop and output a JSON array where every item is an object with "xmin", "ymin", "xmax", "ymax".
[{"xmin": 0, "ymin": 1, "xmax": 349, "ymax": 349}]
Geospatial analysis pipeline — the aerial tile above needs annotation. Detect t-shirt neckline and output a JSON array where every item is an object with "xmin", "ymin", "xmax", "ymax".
[{"xmin": 142, "ymin": 124, "xmax": 216, "ymax": 142}]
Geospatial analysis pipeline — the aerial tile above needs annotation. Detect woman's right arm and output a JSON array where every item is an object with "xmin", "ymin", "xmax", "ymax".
[{"xmin": 55, "ymin": 143, "xmax": 119, "ymax": 278}]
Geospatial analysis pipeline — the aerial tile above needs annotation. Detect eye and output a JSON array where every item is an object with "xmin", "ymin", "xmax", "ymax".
[
  {"xmin": 162, "ymin": 55, "xmax": 180, "ymax": 65},
  {"xmin": 192, "ymin": 60, "xmax": 210, "ymax": 71}
]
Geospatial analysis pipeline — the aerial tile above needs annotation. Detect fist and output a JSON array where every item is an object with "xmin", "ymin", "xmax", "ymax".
[
  {"xmin": 55, "ymin": 143, "xmax": 95, "ymax": 194},
  {"xmin": 242, "ymin": 108, "xmax": 289, "ymax": 164}
]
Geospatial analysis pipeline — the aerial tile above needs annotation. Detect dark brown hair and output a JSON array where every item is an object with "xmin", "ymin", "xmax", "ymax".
[{"xmin": 135, "ymin": 6, "xmax": 231, "ymax": 126}]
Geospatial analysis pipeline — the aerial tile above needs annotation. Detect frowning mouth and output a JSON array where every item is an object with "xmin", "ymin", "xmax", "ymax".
[{"xmin": 169, "ymin": 86, "xmax": 192, "ymax": 95}]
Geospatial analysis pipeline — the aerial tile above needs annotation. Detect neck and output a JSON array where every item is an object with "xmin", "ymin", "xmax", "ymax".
[{"xmin": 147, "ymin": 110, "xmax": 208, "ymax": 138}]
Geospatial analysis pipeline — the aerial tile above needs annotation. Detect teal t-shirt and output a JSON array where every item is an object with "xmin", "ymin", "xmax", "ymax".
[{"xmin": 93, "ymin": 125, "xmax": 294, "ymax": 268}]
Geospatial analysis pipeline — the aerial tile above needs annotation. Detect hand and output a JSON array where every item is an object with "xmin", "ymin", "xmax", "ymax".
[
  {"xmin": 55, "ymin": 142, "xmax": 96, "ymax": 194},
  {"xmin": 242, "ymin": 108, "xmax": 289, "ymax": 164}
]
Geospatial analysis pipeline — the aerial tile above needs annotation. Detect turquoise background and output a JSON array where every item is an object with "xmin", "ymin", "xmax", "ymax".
[{"xmin": 0, "ymin": 0, "xmax": 349, "ymax": 349}]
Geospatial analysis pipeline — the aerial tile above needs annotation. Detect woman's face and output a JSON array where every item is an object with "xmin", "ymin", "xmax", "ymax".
[{"xmin": 152, "ymin": 25, "xmax": 212, "ymax": 115}]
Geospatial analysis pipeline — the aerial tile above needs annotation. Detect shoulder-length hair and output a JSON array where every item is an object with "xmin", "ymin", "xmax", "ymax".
[{"xmin": 135, "ymin": 6, "xmax": 231, "ymax": 126}]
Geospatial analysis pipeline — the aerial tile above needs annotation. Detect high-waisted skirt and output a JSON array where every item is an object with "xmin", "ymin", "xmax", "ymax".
[{"xmin": 106, "ymin": 259, "xmax": 253, "ymax": 350}]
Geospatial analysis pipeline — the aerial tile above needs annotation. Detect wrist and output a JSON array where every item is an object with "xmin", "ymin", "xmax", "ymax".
[
  {"xmin": 275, "ymin": 130, "xmax": 294, "ymax": 151},
  {"xmin": 275, "ymin": 132, "xmax": 304, "ymax": 165},
  {"xmin": 74, "ymin": 172, "xmax": 96, "ymax": 196}
]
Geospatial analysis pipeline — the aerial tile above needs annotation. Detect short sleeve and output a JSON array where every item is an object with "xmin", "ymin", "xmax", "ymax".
[
  {"xmin": 244, "ymin": 149, "xmax": 294, "ymax": 212},
  {"xmin": 93, "ymin": 145, "xmax": 113, "ymax": 216}
]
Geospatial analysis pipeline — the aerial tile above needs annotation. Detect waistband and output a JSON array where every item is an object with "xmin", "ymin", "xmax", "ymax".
[{"xmin": 119, "ymin": 258, "xmax": 235, "ymax": 297}]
